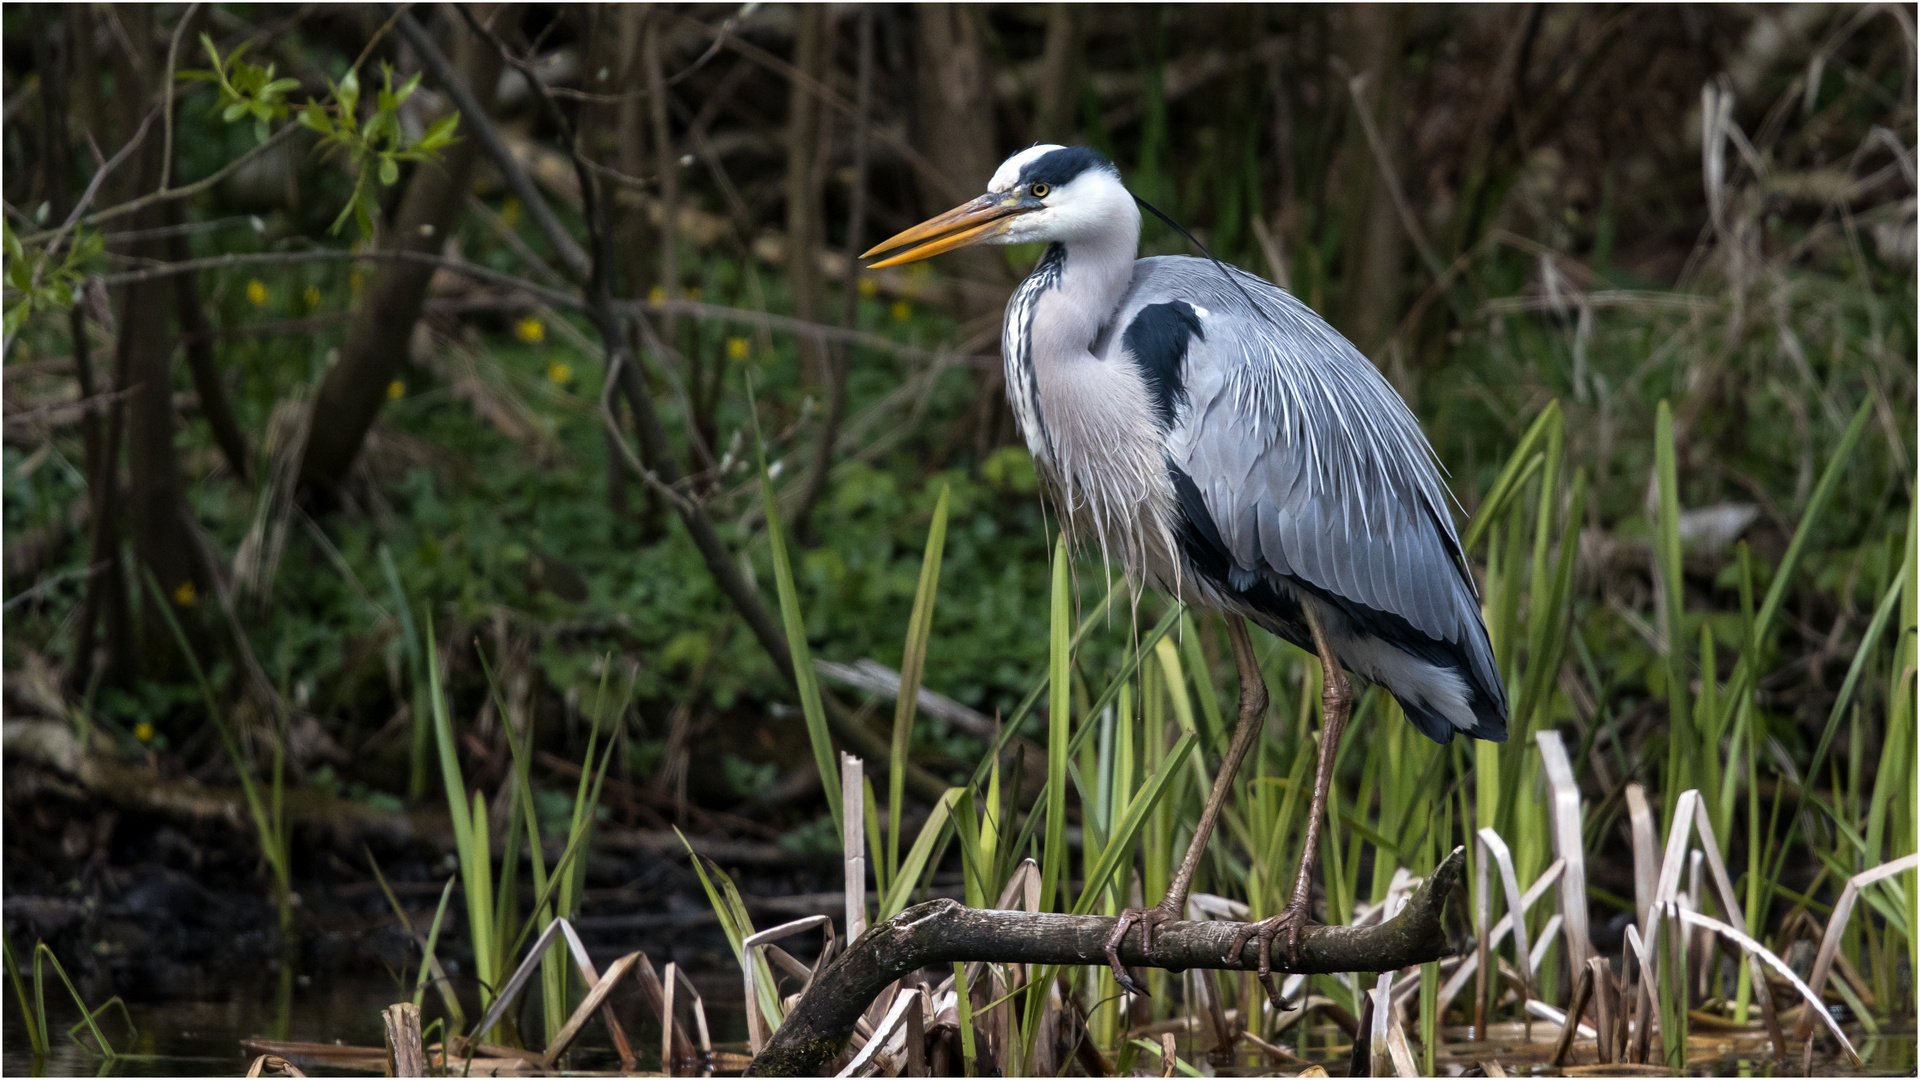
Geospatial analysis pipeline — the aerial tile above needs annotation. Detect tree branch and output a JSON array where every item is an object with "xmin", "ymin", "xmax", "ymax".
[
  {"xmin": 393, "ymin": 10, "xmax": 589, "ymax": 278},
  {"xmin": 396, "ymin": 2, "xmax": 947, "ymax": 806},
  {"xmin": 746, "ymin": 847, "xmax": 1469, "ymax": 1077}
]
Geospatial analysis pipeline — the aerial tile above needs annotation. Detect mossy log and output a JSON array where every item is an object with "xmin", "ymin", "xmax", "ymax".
[{"xmin": 746, "ymin": 846, "xmax": 1467, "ymax": 1076}]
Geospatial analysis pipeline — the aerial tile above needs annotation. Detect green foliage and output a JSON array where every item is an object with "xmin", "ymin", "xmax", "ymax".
[
  {"xmin": 298, "ymin": 63, "xmax": 461, "ymax": 238},
  {"xmin": 179, "ymin": 34, "xmax": 301, "ymax": 144},
  {"xmin": 4, "ymin": 936, "xmax": 134, "ymax": 1060},
  {"xmin": 2, "ymin": 221, "xmax": 101, "ymax": 342}
]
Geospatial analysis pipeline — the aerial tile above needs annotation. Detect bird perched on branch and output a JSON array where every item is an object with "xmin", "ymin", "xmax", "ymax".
[{"xmin": 863, "ymin": 145, "xmax": 1506, "ymax": 997}]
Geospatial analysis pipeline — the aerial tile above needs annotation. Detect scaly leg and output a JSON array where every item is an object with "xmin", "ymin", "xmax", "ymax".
[
  {"xmin": 1229, "ymin": 601, "xmax": 1351, "ymax": 984},
  {"xmin": 1105, "ymin": 614, "xmax": 1268, "ymax": 996}
]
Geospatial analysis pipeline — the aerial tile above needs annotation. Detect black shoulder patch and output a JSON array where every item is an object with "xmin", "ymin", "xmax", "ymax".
[
  {"xmin": 1016, "ymin": 146, "xmax": 1115, "ymax": 189},
  {"xmin": 1123, "ymin": 302, "xmax": 1204, "ymax": 428}
]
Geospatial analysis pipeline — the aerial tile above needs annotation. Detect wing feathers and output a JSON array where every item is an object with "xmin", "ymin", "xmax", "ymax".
[{"xmin": 1111, "ymin": 255, "xmax": 1506, "ymax": 737}]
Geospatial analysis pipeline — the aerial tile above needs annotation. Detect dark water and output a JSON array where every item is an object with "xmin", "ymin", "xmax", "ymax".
[
  {"xmin": 4, "ymin": 967, "xmax": 1909, "ymax": 1077},
  {"xmin": 1, "ymin": 968, "xmax": 751, "ymax": 1077}
]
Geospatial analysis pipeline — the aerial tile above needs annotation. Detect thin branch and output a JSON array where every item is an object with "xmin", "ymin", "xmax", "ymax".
[
  {"xmin": 393, "ymin": 1, "xmax": 947, "ymax": 807},
  {"xmin": 393, "ymin": 9, "xmax": 589, "ymax": 276},
  {"xmin": 625, "ymin": 298, "xmax": 993, "ymax": 369},
  {"xmin": 39, "ymin": 106, "xmax": 161, "ymax": 268},
  {"xmin": 94, "ymin": 248, "xmax": 581, "ymax": 307},
  {"xmin": 673, "ymin": 10, "xmax": 975, "ymax": 205},
  {"xmin": 22, "ymin": 120, "xmax": 300, "ymax": 243},
  {"xmin": 159, "ymin": 3, "xmax": 202, "ymax": 192}
]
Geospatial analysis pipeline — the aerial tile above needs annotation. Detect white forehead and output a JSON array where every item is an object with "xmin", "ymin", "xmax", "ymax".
[{"xmin": 988, "ymin": 145, "xmax": 1068, "ymax": 192}]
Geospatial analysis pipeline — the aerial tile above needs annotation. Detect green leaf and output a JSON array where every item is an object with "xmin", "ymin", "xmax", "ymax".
[
  {"xmin": 379, "ymin": 156, "xmax": 399, "ymax": 186},
  {"xmin": 888, "ymin": 485, "xmax": 949, "ymax": 885},
  {"xmin": 1073, "ymin": 731, "xmax": 1198, "ymax": 915},
  {"xmin": 1464, "ymin": 401, "xmax": 1562, "ymax": 552},
  {"xmin": 1039, "ymin": 535, "xmax": 1071, "ymax": 914},
  {"xmin": 878, "ymin": 787, "xmax": 964, "ymax": 919},
  {"xmin": 748, "ymin": 380, "xmax": 843, "ymax": 837},
  {"xmin": 222, "ymin": 102, "xmax": 248, "ymax": 123},
  {"xmin": 338, "ymin": 68, "xmax": 360, "ymax": 113},
  {"xmin": 418, "ymin": 111, "xmax": 461, "ymax": 150},
  {"xmin": 298, "ymin": 102, "xmax": 333, "ymax": 134}
]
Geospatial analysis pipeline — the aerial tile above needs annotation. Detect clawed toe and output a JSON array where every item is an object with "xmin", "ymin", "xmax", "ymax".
[
  {"xmin": 1230, "ymin": 904, "xmax": 1314, "ymax": 984},
  {"xmin": 1104, "ymin": 905, "xmax": 1178, "ymax": 998}
]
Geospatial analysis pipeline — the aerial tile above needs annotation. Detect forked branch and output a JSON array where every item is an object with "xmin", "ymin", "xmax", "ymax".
[{"xmin": 746, "ymin": 846, "xmax": 1467, "ymax": 1076}]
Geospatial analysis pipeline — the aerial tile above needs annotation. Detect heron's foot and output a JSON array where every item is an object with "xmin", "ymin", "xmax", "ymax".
[
  {"xmin": 1229, "ymin": 900, "xmax": 1314, "ymax": 986},
  {"xmin": 1104, "ymin": 902, "xmax": 1180, "ymax": 997}
]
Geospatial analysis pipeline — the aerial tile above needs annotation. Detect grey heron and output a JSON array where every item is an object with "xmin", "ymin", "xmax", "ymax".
[{"xmin": 863, "ymin": 145, "xmax": 1506, "ymax": 996}]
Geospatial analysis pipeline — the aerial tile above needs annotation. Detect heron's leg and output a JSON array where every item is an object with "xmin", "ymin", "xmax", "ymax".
[
  {"xmin": 1229, "ymin": 601, "xmax": 1351, "ymax": 985},
  {"xmin": 1104, "ymin": 613, "xmax": 1269, "ymax": 996}
]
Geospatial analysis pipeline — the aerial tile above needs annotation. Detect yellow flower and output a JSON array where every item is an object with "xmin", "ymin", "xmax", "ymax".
[
  {"xmin": 857, "ymin": 277, "xmax": 878, "ymax": 298},
  {"xmin": 133, "ymin": 722, "xmax": 154, "ymax": 743},
  {"xmin": 246, "ymin": 279, "xmax": 268, "ymax": 306},
  {"xmin": 890, "ymin": 300, "xmax": 912, "ymax": 322},
  {"xmin": 304, "ymin": 285, "xmax": 321, "ymax": 310},
  {"xmin": 647, "ymin": 285, "xmax": 666, "ymax": 307},
  {"xmin": 387, "ymin": 380, "xmax": 406, "ymax": 400},
  {"xmin": 547, "ymin": 361, "xmax": 574, "ymax": 384},
  {"xmin": 501, "ymin": 196, "xmax": 522, "ymax": 227},
  {"xmin": 515, "ymin": 317, "xmax": 545, "ymax": 344},
  {"xmin": 172, "ymin": 580, "xmax": 197, "ymax": 607},
  {"xmin": 726, "ymin": 337, "xmax": 750, "ymax": 361}
]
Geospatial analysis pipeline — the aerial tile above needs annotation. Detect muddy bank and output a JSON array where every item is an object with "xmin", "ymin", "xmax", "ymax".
[{"xmin": 3, "ymin": 720, "xmax": 846, "ymax": 1007}]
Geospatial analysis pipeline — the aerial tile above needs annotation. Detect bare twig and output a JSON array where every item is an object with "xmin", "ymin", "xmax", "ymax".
[
  {"xmin": 394, "ymin": 10, "xmax": 588, "ymax": 276},
  {"xmin": 35, "ymin": 105, "xmax": 160, "ymax": 282},
  {"xmin": 397, "ymin": 3, "xmax": 946, "ymax": 805},
  {"xmin": 96, "ymin": 248, "xmax": 578, "ymax": 306},
  {"xmin": 158, "ymin": 4, "xmax": 202, "ymax": 192}
]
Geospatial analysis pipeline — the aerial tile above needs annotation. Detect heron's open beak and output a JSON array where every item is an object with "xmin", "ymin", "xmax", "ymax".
[{"xmin": 862, "ymin": 194, "xmax": 1034, "ymax": 268}]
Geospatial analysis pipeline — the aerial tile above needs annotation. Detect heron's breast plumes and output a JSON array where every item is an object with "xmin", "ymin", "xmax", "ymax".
[{"xmin": 1008, "ymin": 278, "xmax": 1184, "ymax": 595}]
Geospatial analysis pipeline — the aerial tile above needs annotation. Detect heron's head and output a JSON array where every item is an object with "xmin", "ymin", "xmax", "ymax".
[{"xmin": 863, "ymin": 145, "xmax": 1137, "ymax": 267}]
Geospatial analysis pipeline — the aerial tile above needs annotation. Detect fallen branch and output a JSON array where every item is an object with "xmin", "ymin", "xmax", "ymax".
[{"xmin": 746, "ymin": 846, "xmax": 1468, "ymax": 1076}]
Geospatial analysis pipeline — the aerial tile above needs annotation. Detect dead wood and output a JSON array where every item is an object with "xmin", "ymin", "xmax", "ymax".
[{"xmin": 746, "ymin": 846, "xmax": 1467, "ymax": 1076}]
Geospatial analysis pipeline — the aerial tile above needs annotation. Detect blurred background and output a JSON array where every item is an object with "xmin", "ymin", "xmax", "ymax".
[{"xmin": 2, "ymin": 4, "xmax": 1913, "ymax": 1074}]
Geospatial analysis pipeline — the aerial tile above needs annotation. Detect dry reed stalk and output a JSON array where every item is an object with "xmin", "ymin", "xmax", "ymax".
[
  {"xmin": 742, "ymin": 915, "xmax": 832, "ymax": 1054},
  {"xmin": 1792, "ymin": 853, "xmax": 1920, "ymax": 1041},
  {"xmin": 1535, "ymin": 731, "xmax": 1591, "ymax": 976},
  {"xmin": 1587, "ymin": 956, "xmax": 1618, "ymax": 1064},
  {"xmin": 1549, "ymin": 965, "xmax": 1595, "ymax": 1067},
  {"xmin": 382, "ymin": 1002, "xmax": 426, "ymax": 1077},
  {"xmin": 843, "ymin": 753, "xmax": 868, "ymax": 940},
  {"xmin": 539, "ymin": 952, "xmax": 642, "ymax": 1069}
]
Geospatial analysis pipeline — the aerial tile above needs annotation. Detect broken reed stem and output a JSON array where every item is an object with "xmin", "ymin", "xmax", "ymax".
[{"xmin": 745, "ymin": 847, "xmax": 1465, "ymax": 1076}]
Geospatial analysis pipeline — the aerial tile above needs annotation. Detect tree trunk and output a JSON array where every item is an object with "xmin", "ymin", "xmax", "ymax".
[
  {"xmin": 746, "ymin": 847, "xmax": 1468, "ymax": 1076},
  {"xmin": 784, "ymin": 4, "xmax": 828, "ymax": 386},
  {"xmin": 1334, "ymin": 3, "xmax": 1408, "ymax": 358},
  {"xmin": 913, "ymin": 3, "xmax": 1000, "ymax": 291},
  {"xmin": 296, "ymin": 6, "xmax": 507, "ymax": 502},
  {"xmin": 794, "ymin": 7, "xmax": 867, "ymax": 543},
  {"xmin": 608, "ymin": 5, "xmax": 661, "ymax": 536},
  {"xmin": 1033, "ymin": 4, "xmax": 1082, "ymax": 145},
  {"xmin": 171, "ymin": 218, "xmax": 251, "ymax": 484},
  {"xmin": 110, "ymin": 5, "xmax": 206, "ymax": 677}
]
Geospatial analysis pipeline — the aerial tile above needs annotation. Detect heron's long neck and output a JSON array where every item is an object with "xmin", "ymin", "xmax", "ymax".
[
  {"xmin": 1005, "ymin": 221, "xmax": 1142, "ymax": 474},
  {"xmin": 1036, "ymin": 225, "xmax": 1139, "ymax": 358}
]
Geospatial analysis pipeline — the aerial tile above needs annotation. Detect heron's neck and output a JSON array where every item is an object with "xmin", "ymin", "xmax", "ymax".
[{"xmin": 1038, "ymin": 225, "xmax": 1138, "ymax": 357}]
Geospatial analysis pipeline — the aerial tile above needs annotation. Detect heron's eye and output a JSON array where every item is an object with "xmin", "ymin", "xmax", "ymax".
[{"xmin": 1030, "ymin": 183, "xmax": 1051, "ymax": 199}]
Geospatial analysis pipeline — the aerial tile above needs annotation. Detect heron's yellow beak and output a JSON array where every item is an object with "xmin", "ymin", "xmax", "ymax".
[{"xmin": 862, "ymin": 194, "xmax": 1031, "ymax": 268}]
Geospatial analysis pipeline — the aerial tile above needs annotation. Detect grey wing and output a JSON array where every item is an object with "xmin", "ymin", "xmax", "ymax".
[{"xmin": 1118, "ymin": 257, "xmax": 1506, "ymax": 736}]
